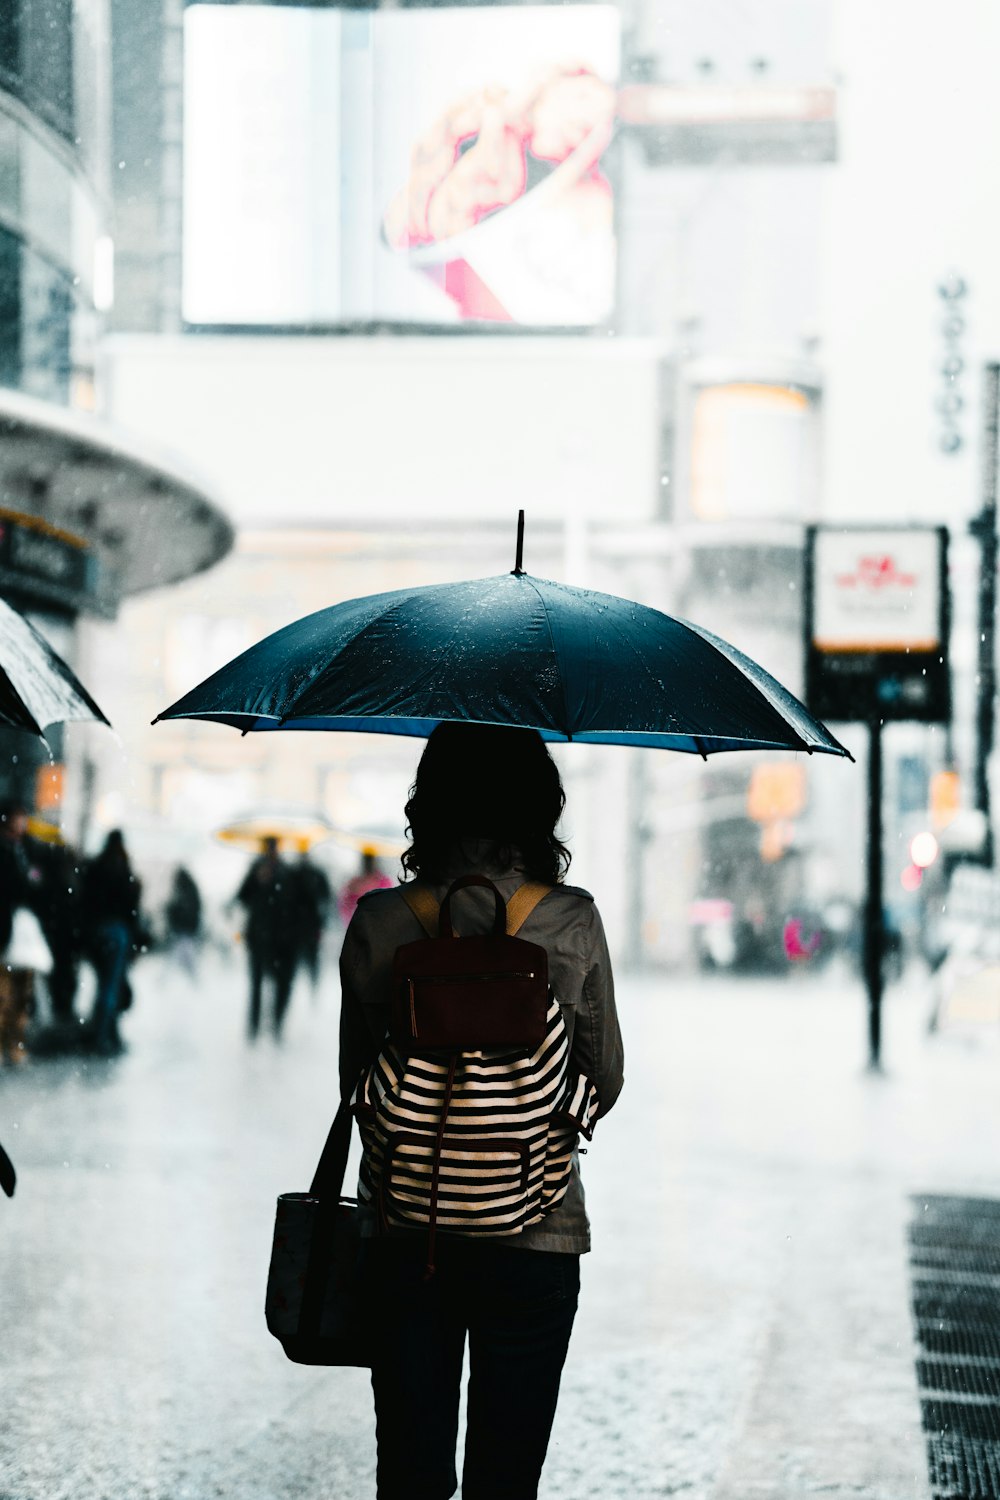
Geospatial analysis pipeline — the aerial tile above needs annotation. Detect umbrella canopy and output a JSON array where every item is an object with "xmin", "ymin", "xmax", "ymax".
[
  {"xmin": 155, "ymin": 571, "xmax": 849, "ymax": 759},
  {"xmin": 0, "ymin": 596, "xmax": 109, "ymax": 737},
  {"xmin": 330, "ymin": 825, "xmax": 408, "ymax": 859},
  {"xmin": 215, "ymin": 808, "xmax": 335, "ymax": 852}
]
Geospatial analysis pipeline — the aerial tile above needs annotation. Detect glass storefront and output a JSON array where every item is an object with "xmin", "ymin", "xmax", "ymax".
[
  {"xmin": 0, "ymin": 0, "xmax": 82, "ymax": 161},
  {"xmin": 0, "ymin": 0, "xmax": 107, "ymax": 406},
  {"xmin": 0, "ymin": 224, "xmax": 95, "ymax": 404}
]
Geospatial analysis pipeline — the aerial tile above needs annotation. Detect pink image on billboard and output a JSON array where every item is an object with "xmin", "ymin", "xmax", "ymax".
[{"xmin": 369, "ymin": 8, "xmax": 620, "ymax": 326}]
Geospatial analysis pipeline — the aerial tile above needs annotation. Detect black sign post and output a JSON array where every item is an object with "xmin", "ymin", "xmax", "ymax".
[
  {"xmin": 971, "ymin": 363, "xmax": 999, "ymax": 869},
  {"xmin": 805, "ymin": 525, "xmax": 950, "ymax": 1069},
  {"xmin": 864, "ymin": 719, "xmax": 883, "ymax": 1067}
]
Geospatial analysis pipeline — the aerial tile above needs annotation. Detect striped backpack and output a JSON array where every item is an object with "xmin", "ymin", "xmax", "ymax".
[{"xmin": 351, "ymin": 875, "xmax": 600, "ymax": 1271}]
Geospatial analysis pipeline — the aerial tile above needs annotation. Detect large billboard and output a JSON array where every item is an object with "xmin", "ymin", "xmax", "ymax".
[
  {"xmin": 183, "ymin": 4, "xmax": 619, "ymax": 329},
  {"xmin": 183, "ymin": 6, "xmax": 344, "ymax": 327}
]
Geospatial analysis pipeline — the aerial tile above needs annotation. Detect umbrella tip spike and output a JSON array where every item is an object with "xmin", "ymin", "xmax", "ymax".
[{"xmin": 512, "ymin": 510, "xmax": 526, "ymax": 576}]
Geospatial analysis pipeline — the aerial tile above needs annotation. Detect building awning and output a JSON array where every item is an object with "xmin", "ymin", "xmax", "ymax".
[{"xmin": 0, "ymin": 387, "xmax": 234, "ymax": 616}]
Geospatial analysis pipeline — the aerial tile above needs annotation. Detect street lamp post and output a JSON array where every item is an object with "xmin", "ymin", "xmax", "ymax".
[
  {"xmin": 971, "ymin": 362, "xmax": 999, "ymax": 868},
  {"xmin": 862, "ymin": 718, "xmax": 884, "ymax": 1068}
]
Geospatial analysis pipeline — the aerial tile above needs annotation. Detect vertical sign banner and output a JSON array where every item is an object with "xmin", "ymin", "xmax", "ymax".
[{"xmin": 805, "ymin": 525, "xmax": 950, "ymax": 722}]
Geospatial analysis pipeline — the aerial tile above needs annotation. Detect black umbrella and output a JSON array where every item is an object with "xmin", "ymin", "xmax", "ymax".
[
  {"xmin": 0, "ymin": 596, "xmax": 110, "ymax": 737},
  {"xmin": 155, "ymin": 525, "xmax": 848, "ymax": 760}
]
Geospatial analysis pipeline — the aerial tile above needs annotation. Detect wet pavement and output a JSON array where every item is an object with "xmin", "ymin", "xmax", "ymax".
[{"xmin": 2, "ymin": 949, "xmax": 999, "ymax": 1500}]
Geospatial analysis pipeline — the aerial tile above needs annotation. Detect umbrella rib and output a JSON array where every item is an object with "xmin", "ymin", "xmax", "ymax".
[
  {"xmin": 545, "ymin": 581, "xmax": 813, "ymax": 752},
  {"xmin": 674, "ymin": 617, "xmax": 836, "ymax": 752},
  {"xmin": 282, "ymin": 590, "xmax": 447, "ymax": 721},
  {"xmin": 585, "ymin": 597, "xmax": 697, "ymax": 738},
  {"xmin": 520, "ymin": 575, "xmax": 574, "ymax": 738},
  {"xmin": 671, "ymin": 617, "xmax": 814, "ymax": 751},
  {"xmin": 534, "ymin": 578, "xmax": 726, "ymax": 745}
]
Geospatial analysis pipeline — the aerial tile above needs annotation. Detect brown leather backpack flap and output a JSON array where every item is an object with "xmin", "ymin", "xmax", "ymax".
[{"xmin": 389, "ymin": 933, "xmax": 549, "ymax": 1052}]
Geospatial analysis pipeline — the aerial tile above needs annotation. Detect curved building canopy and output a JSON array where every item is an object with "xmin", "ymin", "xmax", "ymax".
[{"xmin": 0, "ymin": 387, "xmax": 233, "ymax": 617}]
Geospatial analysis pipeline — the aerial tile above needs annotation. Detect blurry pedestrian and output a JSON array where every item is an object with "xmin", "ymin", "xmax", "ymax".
[
  {"xmin": 39, "ymin": 838, "xmax": 83, "ymax": 1026},
  {"xmin": 0, "ymin": 801, "xmax": 31, "ymax": 954},
  {"xmin": 165, "ymin": 866, "xmax": 203, "ymax": 978},
  {"xmin": 0, "ymin": 904, "xmax": 51, "ymax": 1063},
  {"xmin": 339, "ymin": 723, "xmax": 624, "ymax": 1499},
  {"xmin": 80, "ymin": 830, "xmax": 143, "ymax": 1056},
  {"xmin": 235, "ymin": 837, "xmax": 296, "ymax": 1039},
  {"xmin": 288, "ymin": 839, "xmax": 331, "ymax": 989},
  {"xmin": 337, "ymin": 845, "xmax": 392, "ymax": 926},
  {"xmin": 0, "ymin": 800, "xmax": 80, "ymax": 1025},
  {"xmin": 782, "ymin": 914, "xmax": 822, "ymax": 963},
  {"xmin": 0, "ymin": 801, "xmax": 51, "ymax": 1062}
]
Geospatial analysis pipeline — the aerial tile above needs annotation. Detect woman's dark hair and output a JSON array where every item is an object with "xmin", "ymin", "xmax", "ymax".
[{"xmin": 401, "ymin": 723, "xmax": 570, "ymax": 885}]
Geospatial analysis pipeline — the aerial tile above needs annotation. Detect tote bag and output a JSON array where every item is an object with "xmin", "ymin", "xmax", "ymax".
[{"xmin": 265, "ymin": 1102, "xmax": 372, "ymax": 1368}]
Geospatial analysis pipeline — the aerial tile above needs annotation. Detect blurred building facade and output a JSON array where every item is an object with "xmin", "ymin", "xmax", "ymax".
[
  {"xmin": 93, "ymin": 0, "xmax": 1000, "ymax": 962},
  {"xmin": 0, "ymin": 0, "xmax": 232, "ymax": 821}
]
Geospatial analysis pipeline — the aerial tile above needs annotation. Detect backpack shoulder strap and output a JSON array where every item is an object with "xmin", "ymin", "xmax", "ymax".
[
  {"xmin": 402, "ymin": 880, "xmax": 554, "ymax": 938},
  {"xmin": 400, "ymin": 883, "xmax": 440, "ymax": 939},
  {"xmin": 506, "ymin": 882, "xmax": 554, "ymax": 936}
]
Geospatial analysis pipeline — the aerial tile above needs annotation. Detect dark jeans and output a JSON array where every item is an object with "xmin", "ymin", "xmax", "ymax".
[
  {"xmin": 90, "ymin": 920, "xmax": 130, "ymax": 1051},
  {"xmin": 246, "ymin": 943, "xmax": 295, "ymax": 1037},
  {"xmin": 368, "ymin": 1236, "xmax": 580, "ymax": 1500}
]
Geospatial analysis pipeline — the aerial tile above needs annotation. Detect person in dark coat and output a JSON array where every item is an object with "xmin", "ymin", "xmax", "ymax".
[
  {"xmin": 165, "ymin": 866, "xmax": 203, "ymax": 977},
  {"xmin": 0, "ymin": 801, "xmax": 31, "ymax": 957},
  {"xmin": 0, "ymin": 801, "xmax": 37, "ymax": 1062},
  {"xmin": 28, "ymin": 836, "xmax": 82, "ymax": 1025},
  {"xmin": 0, "ymin": 800, "xmax": 80, "ymax": 1030},
  {"xmin": 235, "ymin": 838, "xmax": 296, "ymax": 1039},
  {"xmin": 288, "ymin": 840, "xmax": 332, "ymax": 989},
  {"xmin": 80, "ymin": 830, "xmax": 142, "ymax": 1055}
]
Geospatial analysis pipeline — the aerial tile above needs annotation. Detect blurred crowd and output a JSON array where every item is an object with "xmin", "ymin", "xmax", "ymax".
[{"xmin": 0, "ymin": 802, "xmax": 384, "ymax": 1062}]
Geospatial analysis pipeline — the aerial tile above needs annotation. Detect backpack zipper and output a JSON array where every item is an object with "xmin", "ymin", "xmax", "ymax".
[{"xmin": 416, "ymin": 972, "xmax": 537, "ymax": 984}]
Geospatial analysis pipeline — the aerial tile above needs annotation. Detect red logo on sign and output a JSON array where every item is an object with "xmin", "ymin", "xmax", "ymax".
[{"xmin": 835, "ymin": 554, "xmax": 917, "ymax": 590}]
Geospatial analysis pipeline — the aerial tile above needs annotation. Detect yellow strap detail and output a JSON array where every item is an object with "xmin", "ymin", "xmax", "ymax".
[
  {"xmin": 400, "ymin": 884, "xmax": 440, "ymax": 939},
  {"xmin": 505, "ymin": 882, "xmax": 554, "ymax": 936},
  {"xmin": 402, "ymin": 880, "xmax": 554, "ymax": 938}
]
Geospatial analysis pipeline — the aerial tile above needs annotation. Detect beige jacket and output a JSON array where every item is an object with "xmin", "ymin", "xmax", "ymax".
[{"xmin": 338, "ymin": 848, "xmax": 624, "ymax": 1253}]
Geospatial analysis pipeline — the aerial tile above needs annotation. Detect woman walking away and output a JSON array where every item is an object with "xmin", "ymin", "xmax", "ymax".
[{"xmin": 339, "ymin": 722, "xmax": 624, "ymax": 1500}]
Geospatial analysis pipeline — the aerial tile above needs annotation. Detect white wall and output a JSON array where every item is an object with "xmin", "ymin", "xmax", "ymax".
[
  {"xmin": 822, "ymin": 0, "xmax": 1000, "ymax": 525},
  {"xmin": 103, "ymin": 335, "xmax": 665, "ymax": 528}
]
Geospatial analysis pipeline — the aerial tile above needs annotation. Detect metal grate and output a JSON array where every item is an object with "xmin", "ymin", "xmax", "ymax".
[
  {"xmin": 918, "ymin": 1361, "xmax": 1000, "ymax": 1401},
  {"xmin": 928, "ymin": 1434, "xmax": 1000, "ymax": 1500},
  {"xmin": 910, "ymin": 1196, "xmax": 1000, "ymax": 1498},
  {"xmin": 914, "ymin": 1280, "xmax": 1000, "ymax": 1318},
  {"xmin": 914, "ymin": 1198, "xmax": 1000, "ymax": 1223},
  {"xmin": 924, "ymin": 1402, "xmax": 1000, "ymax": 1444},
  {"xmin": 911, "ymin": 1248, "xmax": 1000, "ymax": 1279},
  {"xmin": 918, "ymin": 1327, "xmax": 1000, "ymax": 1365},
  {"xmin": 913, "ymin": 1225, "xmax": 1000, "ymax": 1252}
]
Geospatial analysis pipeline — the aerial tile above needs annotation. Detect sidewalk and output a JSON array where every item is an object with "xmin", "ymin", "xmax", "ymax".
[{"xmin": 0, "ymin": 952, "xmax": 997, "ymax": 1499}]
